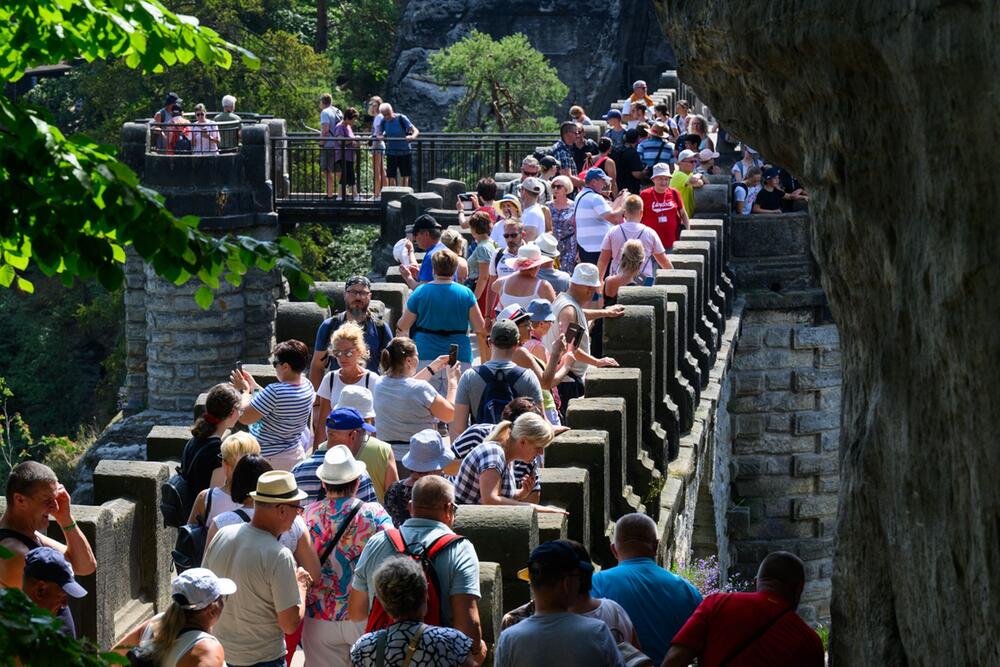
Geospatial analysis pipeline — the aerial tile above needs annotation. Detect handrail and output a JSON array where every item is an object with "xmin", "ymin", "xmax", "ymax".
[{"xmin": 146, "ymin": 117, "xmax": 243, "ymax": 155}]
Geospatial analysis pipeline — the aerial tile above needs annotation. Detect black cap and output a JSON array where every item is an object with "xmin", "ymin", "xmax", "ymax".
[
  {"xmin": 165, "ymin": 92, "xmax": 182, "ymax": 105},
  {"xmin": 519, "ymin": 540, "xmax": 595, "ymax": 583},
  {"xmin": 539, "ymin": 155, "xmax": 558, "ymax": 170},
  {"xmin": 411, "ymin": 214, "xmax": 442, "ymax": 233}
]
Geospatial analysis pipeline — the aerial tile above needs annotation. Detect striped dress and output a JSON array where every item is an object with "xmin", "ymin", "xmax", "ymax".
[{"xmin": 249, "ymin": 380, "xmax": 315, "ymax": 457}]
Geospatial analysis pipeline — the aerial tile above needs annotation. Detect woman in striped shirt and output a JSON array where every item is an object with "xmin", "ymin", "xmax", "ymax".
[{"xmin": 232, "ymin": 340, "xmax": 316, "ymax": 471}]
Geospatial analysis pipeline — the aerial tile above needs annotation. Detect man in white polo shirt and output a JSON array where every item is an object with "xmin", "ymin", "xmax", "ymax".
[
  {"xmin": 572, "ymin": 168, "xmax": 628, "ymax": 267},
  {"xmin": 518, "ymin": 177, "xmax": 547, "ymax": 242}
]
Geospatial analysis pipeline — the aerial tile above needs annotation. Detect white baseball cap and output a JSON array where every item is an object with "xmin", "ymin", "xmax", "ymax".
[
  {"xmin": 172, "ymin": 568, "xmax": 236, "ymax": 610},
  {"xmin": 678, "ymin": 149, "xmax": 699, "ymax": 162},
  {"xmin": 698, "ymin": 148, "xmax": 720, "ymax": 161}
]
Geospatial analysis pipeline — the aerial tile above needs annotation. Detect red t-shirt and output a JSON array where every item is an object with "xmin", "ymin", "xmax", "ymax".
[
  {"xmin": 640, "ymin": 186, "xmax": 684, "ymax": 250},
  {"xmin": 671, "ymin": 591, "xmax": 824, "ymax": 667}
]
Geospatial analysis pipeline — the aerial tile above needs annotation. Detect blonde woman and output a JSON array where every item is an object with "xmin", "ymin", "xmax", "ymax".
[
  {"xmin": 116, "ymin": 568, "xmax": 234, "ymax": 666},
  {"xmin": 441, "ymin": 227, "xmax": 470, "ymax": 284},
  {"xmin": 187, "ymin": 432, "xmax": 262, "ymax": 525},
  {"xmin": 312, "ymin": 321, "xmax": 381, "ymax": 447},
  {"xmin": 452, "ymin": 412, "xmax": 566, "ymax": 513}
]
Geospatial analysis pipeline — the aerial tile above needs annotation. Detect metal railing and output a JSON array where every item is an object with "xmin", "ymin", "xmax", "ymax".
[
  {"xmin": 272, "ymin": 133, "xmax": 557, "ymax": 204},
  {"xmin": 146, "ymin": 116, "xmax": 243, "ymax": 155}
]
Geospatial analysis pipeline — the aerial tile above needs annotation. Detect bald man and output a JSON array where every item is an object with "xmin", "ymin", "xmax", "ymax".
[
  {"xmin": 662, "ymin": 551, "xmax": 824, "ymax": 667},
  {"xmin": 590, "ymin": 514, "xmax": 701, "ymax": 665},
  {"xmin": 348, "ymin": 476, "xmax": 487, "ymax": 665}
]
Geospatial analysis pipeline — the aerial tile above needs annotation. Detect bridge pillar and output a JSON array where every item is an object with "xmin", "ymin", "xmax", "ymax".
[{"xmin": 120, "ymin": 120, "xmax": 289, "ymax": 413}]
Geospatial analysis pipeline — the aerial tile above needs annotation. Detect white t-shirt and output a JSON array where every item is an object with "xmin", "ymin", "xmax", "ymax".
[
  {"xmin": 599, "ymin": 221, "xmax": 665, "ymax": 280},
  {"xmin": 521, "ymin": 203, "xmax": 546, "ymax": 240},
  {"xmin": 212, "ymin": 508, "xmax": 307, "ymax": 551},
  {"xmin": 487, "ymin": 248, "xmax": 518, "ymax": 279},
  {"xmin": 580, "ymin": 597, "xmax": 637, "ymax": 645},
  {"xmin": 734, "ymin": 184, "xmax": 762, "ymax": 215},
  {"xmin": 573, "ymin": 188, "xmax": 615, "ymax": 252},
  {"xmin": 316, "ymin": 368, "xmax": 380, "ymax": 408}
]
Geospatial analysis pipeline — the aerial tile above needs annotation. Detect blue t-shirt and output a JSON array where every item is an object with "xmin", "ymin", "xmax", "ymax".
[
  {"xmin": 590, "ymin": 557, "xmax": 703, "ymax": 665},
  {"xmin": 314, "ymin": 314, "xmax": 392, "ymax": 374},
  {"xmin": 417, "ymin": 241, "xmax": 446, "ymax": 283},
  {"xmin": 406, "ymin": 282, "xmax": 476, "ymax": 362},
  {"xmin": 382, "ymin": 114, "xmax": 414, "ymax": 156}
]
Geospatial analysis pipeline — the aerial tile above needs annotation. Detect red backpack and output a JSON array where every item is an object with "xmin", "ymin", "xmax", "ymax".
[{"xmin": 364, "ymin": 528, "xmax": 467, "ymax": 632}]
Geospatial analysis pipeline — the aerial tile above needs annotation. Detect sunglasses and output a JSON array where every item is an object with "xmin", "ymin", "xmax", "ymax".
[
  {"xmin": 196, "ymin": 112, "xmax": 205, "ymax": 117},
  {"xmin": 503, "ymin": 233, "xmax": 520, "ymax": 239},
  {"xmin": 552, "ymin": 183, "xmax": 565, "ymax": 190},
  {"xmin": 331, "ymin": 349, "xmax": 356, "ymax": 358}
]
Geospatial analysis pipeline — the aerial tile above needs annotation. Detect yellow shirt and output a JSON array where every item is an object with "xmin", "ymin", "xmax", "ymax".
[
  {"xmin": 670, "ymin": 170, "xmax": 695, "ymax": 216},
  {"xmin": 357, "ymin": 437, "xmax": 393, "ymax": 502}
]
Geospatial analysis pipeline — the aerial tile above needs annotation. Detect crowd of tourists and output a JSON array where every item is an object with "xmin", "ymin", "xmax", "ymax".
[
  {"xmin": 152, "ymin": 92, "xmax": 242, "ymax": 155},
  {"xmin": 14, "ymin": 84, "xmax": 824, "ymax": 665}
]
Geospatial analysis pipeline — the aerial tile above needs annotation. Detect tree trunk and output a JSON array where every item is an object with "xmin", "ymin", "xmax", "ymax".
[{"xmin": 315, "ymin": 0, "xmax": 328, "ymax": 53}]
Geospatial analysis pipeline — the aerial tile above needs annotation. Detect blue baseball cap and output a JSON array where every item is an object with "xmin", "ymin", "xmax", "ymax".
[
  {"xmin": 763, "ymin": 167, "xmax": 781, "ymax": 180},
  {"xmin": 326, "ymin": 407, "xmax": 376, "ymax": 432},
  {"xmin": 604, "ymin": 109, "xmax": 622, "ymax": 120},
  {"xmin": 584, "ymin": 167, "xmax": 611, "ymax": 183},
  {"xmin": 24, "ymin": 547, "xmax": 87, "ymax": 598}
]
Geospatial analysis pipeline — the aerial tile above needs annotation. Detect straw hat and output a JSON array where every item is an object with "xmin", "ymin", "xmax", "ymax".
[
  {"xmin": 315, "ymin": 445, "xmax": 367, "ymax": 485},
  {"xmin": 249, "ymin": 471, "xmax": 308, "ymax": 503}
]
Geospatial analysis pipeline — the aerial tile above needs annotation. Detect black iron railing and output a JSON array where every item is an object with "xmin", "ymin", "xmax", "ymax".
[{"xmin": 272, "ymin": 133, "xmax": 557, "ymax": 204}]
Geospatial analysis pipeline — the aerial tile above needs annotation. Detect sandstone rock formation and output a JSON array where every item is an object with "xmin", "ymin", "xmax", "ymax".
[
  {"xmin": 653, "ymin": 0, "xmax": 1000, "ymax": 663},
  {"xmin": 385, "ymin": 0, "xmax": 675, "ymax": 130}
]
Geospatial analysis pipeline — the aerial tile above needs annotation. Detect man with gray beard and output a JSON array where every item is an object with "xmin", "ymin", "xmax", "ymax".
[{"xmin": 309, "ymin": 276, "xmax": 393, "ymax": 391}]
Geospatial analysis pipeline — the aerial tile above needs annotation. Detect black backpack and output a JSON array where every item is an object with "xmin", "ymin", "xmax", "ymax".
[
  {"xmin": 174, "ymin": 131, "xmax": 192, "ymax": 153},
  {"xmin": 171, "ymin": 488, "xmax": 215, "ymax": 573},
  {"xmin": 474, "ymin": 365, "xmax": 526, "ymax": 424},
  {"xmin": 323, "ymin": 309, "xmax": 389, "ymax": 371},
  {"xmin": 160, "ymin": 469, "xmax": 195, "ymax": 528}
]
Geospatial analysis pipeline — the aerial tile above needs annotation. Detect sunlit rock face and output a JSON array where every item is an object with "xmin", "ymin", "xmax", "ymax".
[{"xmin": 385, "ymin": 0, "xmax": 675, "ymax": 130}]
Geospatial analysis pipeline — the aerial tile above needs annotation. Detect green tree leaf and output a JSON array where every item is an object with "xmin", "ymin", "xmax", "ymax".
[{"xmin": 194, "ymin": 285, "xmax": 214, "ymax": 309}]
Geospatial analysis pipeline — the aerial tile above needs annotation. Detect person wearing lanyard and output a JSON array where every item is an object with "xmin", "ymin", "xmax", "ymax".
[{"xmin": 640, "ymin": 163, "xmax": 689, "ymax": 251}]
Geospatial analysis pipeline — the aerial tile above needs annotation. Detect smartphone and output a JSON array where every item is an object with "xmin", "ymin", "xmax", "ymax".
[
  {"xmin": 458, "ymin": 192, "xmax": 475, "ymax": 211},
  {"xmin": 448, "ymin": 344, "xmax": 458, "ymax": 366},
  {"xmin": 235, "ymin": 360, "xmax": 243, "ymax": 373},
  {"xmin": 565, "ymin": 323, "xmax": 583, "ymax": 348}
]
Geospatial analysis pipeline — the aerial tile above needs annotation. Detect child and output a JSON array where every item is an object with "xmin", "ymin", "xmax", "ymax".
[{"xmin": 604, "ymin": 109, "xmax": 626, "ymax": 149}]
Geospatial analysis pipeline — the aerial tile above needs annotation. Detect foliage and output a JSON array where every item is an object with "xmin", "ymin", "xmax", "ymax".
[
  {"xmin": 428, "ymin": 31, "xmax": 569, "ymax": 132},
  {"xmin": 674, "ymin": 555, "xmax": 754, "ymax": 597},
  {"xmin": 324, "ymin": 0, "xmax": 403, "ymax": 94},
  {"xmin": 0, "ymin": 0, "xmax": 320, "ymax": 307},
  {"xmin": 816, "ymin": 624, "xmax": 830, "ymax": 651},
  {"xmin": 0, "ymin": 587, "xmax": 125, "ymax": 666},
  {"xmin": 291, "ymin": 225, "xmax": 380, "ymax": 282},
  {"xmin": 0, "ymin": 375, "xmax": 90, "ymax": 495}
]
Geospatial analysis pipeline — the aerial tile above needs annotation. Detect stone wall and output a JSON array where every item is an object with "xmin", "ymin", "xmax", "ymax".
[
  {"xmin": 386, "ymin": 0, "xmax": 676, "ymax": 130},
  {"xmin": 729, "ymin": 299, "xmax": 840, "ymax": 624}
]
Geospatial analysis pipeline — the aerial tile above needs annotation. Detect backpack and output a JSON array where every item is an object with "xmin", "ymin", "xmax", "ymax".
[
  {"xmin": 474, "ymin": 365, "xmax": 527, "ymax": 424},
  {"xmin": 160, "ymin": 469, "xmax": 195, "ymax": 528},
  {"xmin": 174, "ymin": 130, "xmax": 192, "ymax": 154},
  {"xmin": 364, "ymin": 528, "xmax": 467, "ymax": 632},
  {"xmin": 171, "ymin": 488, "xmax": 215, "ymax": 572}
]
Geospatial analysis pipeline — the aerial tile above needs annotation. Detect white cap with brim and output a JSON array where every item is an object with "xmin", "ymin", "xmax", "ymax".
[
  {"xmin": 651, "ymin": 163, "xmax": 671, "ymax": 179},
  {"xmin": 172, "ymin": 568, "xmax": 237, "ymax": 610},
  {"xmin": 570, "ymin": 263, "xmax": 601, "ymax": 288}
]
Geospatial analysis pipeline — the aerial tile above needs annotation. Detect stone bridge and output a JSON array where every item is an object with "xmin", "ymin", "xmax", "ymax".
[{"xmin": 54, "ymin": 74, "xmax": 843, "ymax": 658}]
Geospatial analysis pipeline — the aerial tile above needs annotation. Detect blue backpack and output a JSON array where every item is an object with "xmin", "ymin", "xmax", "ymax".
[{"xmin": 474, "ymin": 365, "xmax": 526, "ymax": 424}]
